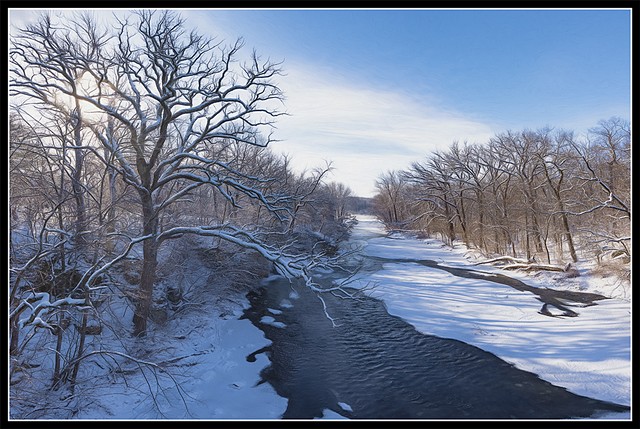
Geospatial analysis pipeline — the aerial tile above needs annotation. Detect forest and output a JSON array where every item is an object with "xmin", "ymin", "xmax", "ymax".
[
  {"xmin": 9, "ymin": 10, "xmax": 356, "ymax": 404},
  {"xmin": 371, "ymin": 119, "xmax": 630, "ymax": 274}
]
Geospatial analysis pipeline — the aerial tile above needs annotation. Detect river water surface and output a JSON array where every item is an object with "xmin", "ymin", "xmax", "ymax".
[{"xmin": 242, "ymin": 219, "xmax": 629, "ymax": 420}]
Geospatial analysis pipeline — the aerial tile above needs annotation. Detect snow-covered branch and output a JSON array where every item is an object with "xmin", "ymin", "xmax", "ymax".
[{"xmin": 14, "ymin": 293, "xmax": 87, "ymax": 331}]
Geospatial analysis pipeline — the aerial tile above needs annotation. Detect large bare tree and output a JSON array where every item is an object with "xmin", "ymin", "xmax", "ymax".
[{"xmin": 10, "ymin": 10, "xmax": 339, "ymax": 338}]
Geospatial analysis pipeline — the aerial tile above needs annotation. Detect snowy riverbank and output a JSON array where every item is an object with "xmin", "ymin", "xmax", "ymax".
[
  {"xmin": 344, "ymin": 215, "xmax": 631, "ymax": 420},
  {"xmin": 14, "ymin": 214, "xmax": 630, "ymax": 421}
]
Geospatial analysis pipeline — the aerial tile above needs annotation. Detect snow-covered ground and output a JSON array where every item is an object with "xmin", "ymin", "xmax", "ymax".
[
  {"xmin": 344, "ymin": 215, "xmax": 631, "ymax": 420},
  {"xmin": 11, "ymin": 246, "xmax": 332, "ymax": 420},
  {"xmin": 11, "ymin": 214, "xmax": 631, "ymax": 421}
]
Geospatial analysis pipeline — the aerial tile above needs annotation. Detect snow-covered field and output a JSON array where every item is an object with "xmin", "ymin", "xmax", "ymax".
[{"xmin": 11, "ymin": 214, "xmax": 631, "ymax": 421}]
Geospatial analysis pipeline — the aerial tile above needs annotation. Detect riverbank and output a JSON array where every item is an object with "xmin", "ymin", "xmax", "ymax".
[
  {"xmin": 12, "ymin": 214, "xmax": 630, "ymax": 421},
  {"xmin": 10, "ymin": 233, "xmax": 348, "ymax": 421},
  {"xmin": 342, "ymin": 215, "xmax": 631, "ymax": 419}
]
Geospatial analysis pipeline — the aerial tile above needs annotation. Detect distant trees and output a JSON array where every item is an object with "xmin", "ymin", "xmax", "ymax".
[
  {"xmin": 373, "ymin": 170, "xmax": 409, "ymax": 227},
  {"xmin": 326, "ymin": 181, "xmax": 353, "ymax": 221},
  {"xmin": 373, "ymin": 118, "xmax": 631, "ymax": 270}
]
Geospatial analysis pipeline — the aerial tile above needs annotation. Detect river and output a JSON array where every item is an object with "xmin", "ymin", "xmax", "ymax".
[{"xmin": 241, "ymin": 216, "xmax": 630, "ymax": 420}]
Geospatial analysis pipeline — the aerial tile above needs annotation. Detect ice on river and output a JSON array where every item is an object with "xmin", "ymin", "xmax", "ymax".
[
  {"xmin": 338, "ymin": 402, "xmax": 353, "ymax": 412},
  {"xmin": 260, "ymin": 315, "xmax": 287, "ymax": 328}
]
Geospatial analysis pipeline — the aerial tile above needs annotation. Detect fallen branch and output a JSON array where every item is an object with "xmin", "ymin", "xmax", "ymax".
[
  {"xmin": 157, "ymin": 350, "xmax": 210, "ymax": 366},
  {"xmin": 474, "ymin": 256, "xmax": 532, "ymax": 266},
  {"xmin": 502, "ymin": 263, "xmax": 572, "ymax": 273}
]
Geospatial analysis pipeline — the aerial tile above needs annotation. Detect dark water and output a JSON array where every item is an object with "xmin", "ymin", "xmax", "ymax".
[{"xmin": 242, "ymin": 277, "xmax": 629, "ymax": 419}]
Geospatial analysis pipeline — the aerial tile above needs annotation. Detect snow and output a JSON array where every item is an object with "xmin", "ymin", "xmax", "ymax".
[
  {"xmin": 288, "ymin": 290, "xmax": 300, "ymax": 300},
  {"xmin": 342, "ymin": 215, "xmax": 631, "ymax": 420},
  {"xmin": 10, "ymin": 214, "xmax": 631, "ymax": 422},
  {"xmin": 338, "ymin": 402, "xmax": 353, "ymax": 412},
  {"xmin": 260, "ymin": 315, "xmax": 287, "ymax": 329},
  {"xmin": 70, "ymin": 304, "xmax": 288, "ymax": 420},
  {"xmin": 316, "ymin": 409, "xmax": 349, "ymax": 419},
  {"xmin": 278, "ymin": 299, "xmax": 294, "ymax": 309}
]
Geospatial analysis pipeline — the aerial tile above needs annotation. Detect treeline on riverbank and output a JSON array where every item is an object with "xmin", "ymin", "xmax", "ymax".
[{"xmin": 372, "ymin": 117, "xmax": 630, "ymax": 277}]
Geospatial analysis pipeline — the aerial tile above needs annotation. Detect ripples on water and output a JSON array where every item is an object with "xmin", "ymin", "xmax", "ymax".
[{"xmin": 243, "ymin": 278, "xmax": 629, "ymax": 420}]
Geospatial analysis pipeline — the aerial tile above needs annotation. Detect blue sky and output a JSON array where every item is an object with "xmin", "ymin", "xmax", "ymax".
[
  {"xmin": 10, "ymin": 8, "xmax": 632, "ymax": 197},
  {"xmin": 196, "ymin": 8, "xmax": 630, "ymax": 126},
  {"xmin": 184, "ymin": 8, "xmax": 630, "ymax": 197}
]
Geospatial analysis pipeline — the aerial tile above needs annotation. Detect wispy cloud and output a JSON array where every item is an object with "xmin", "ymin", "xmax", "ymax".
[
  {"xmin": 271, "ymin": 63, "xmax": 496, "ymax": 197},
  {"xmin": 9, "ymin": 9, "xmax": 498, "ymax": 198}
]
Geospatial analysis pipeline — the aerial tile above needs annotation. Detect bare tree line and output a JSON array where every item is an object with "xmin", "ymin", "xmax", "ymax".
[
  {"xmin": 9, "ymin": 10, "xmax": 355, "ymax": 408},
  {"xmin": 373, "ymin": 118, "xmax": 630, "ymax": 271}
]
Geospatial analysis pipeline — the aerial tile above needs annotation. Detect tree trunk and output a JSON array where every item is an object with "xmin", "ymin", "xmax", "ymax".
[
  {"xmin": 51, "ymin": 323, "xmax": 64, "ymax": 388},
  {"xmin": 524, "ymin": 211, "xmax": 531, "ymax": 260},
  {"xmin": 9, "ymin": 317, "xmax": 20, "ymax": 356},
  {"xmin": 457, "ymin": 194, "xmax": 469, "ymax": 247},
  {"xmin": 561, "ymin": 211, "xmax": 578, "ymax": 263},
  {"xmin": 476, "ymin": 190, "xmax": 485, "ymax": 252},
  {"xmin": 71, "ymin": 105, "xmax": 87, "ymax": 252},
  {"xmin": 542, "ymin": 160, "xmax": 579, "ymax": 263},
  {"xmin": 133, "ymin": 192, "xmax": 159, "ymax": 337},
  {"xmin": 69, "ymin": 308, "xmax": 88, "ymax": 394},
  {"xmin": 443, "ymin": 194, "xmax": 456, "ymax": 244},
  {"xmin": 58, "ymin": 144, "xmax": 67, "ymax": 271},
  {"xmin": 105, "ymin": 152, "xmax": 118, "ymax": 255}
]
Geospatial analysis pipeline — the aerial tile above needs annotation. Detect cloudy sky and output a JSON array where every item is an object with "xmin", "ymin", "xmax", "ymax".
[{"xmin": 9, "ymin": 8, "xmax": 631, "ymax": 197}]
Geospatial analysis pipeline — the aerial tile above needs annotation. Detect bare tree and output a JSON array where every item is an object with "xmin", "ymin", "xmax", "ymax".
[
  {"xmin": 374, "ymin": 170, "xmax": 409, "ymax": 227},
  {"xmin": 569, "ymin": 117, "xmax": 631, "ymax": 260},
  {"xmin": 535, "ymin": 130, "xmax": 580, "ymax": 262},
  {"xmin": 11, "ymin": 10, "xmax": 347, "ymax": 339},
  {"xmin": 403, "ymin": 154, "xmax": 458, "ymax": 245},
  {"xmin": 326, "ymin": 182, "xmax": 353, "ymax": 221},
  {"xmin": 475, "ymin": 140, "xmax": 517, "ymax": 256},
  {"xmin": 375, "ymin": 119, "xmax": 629, "ymax": 273}
]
